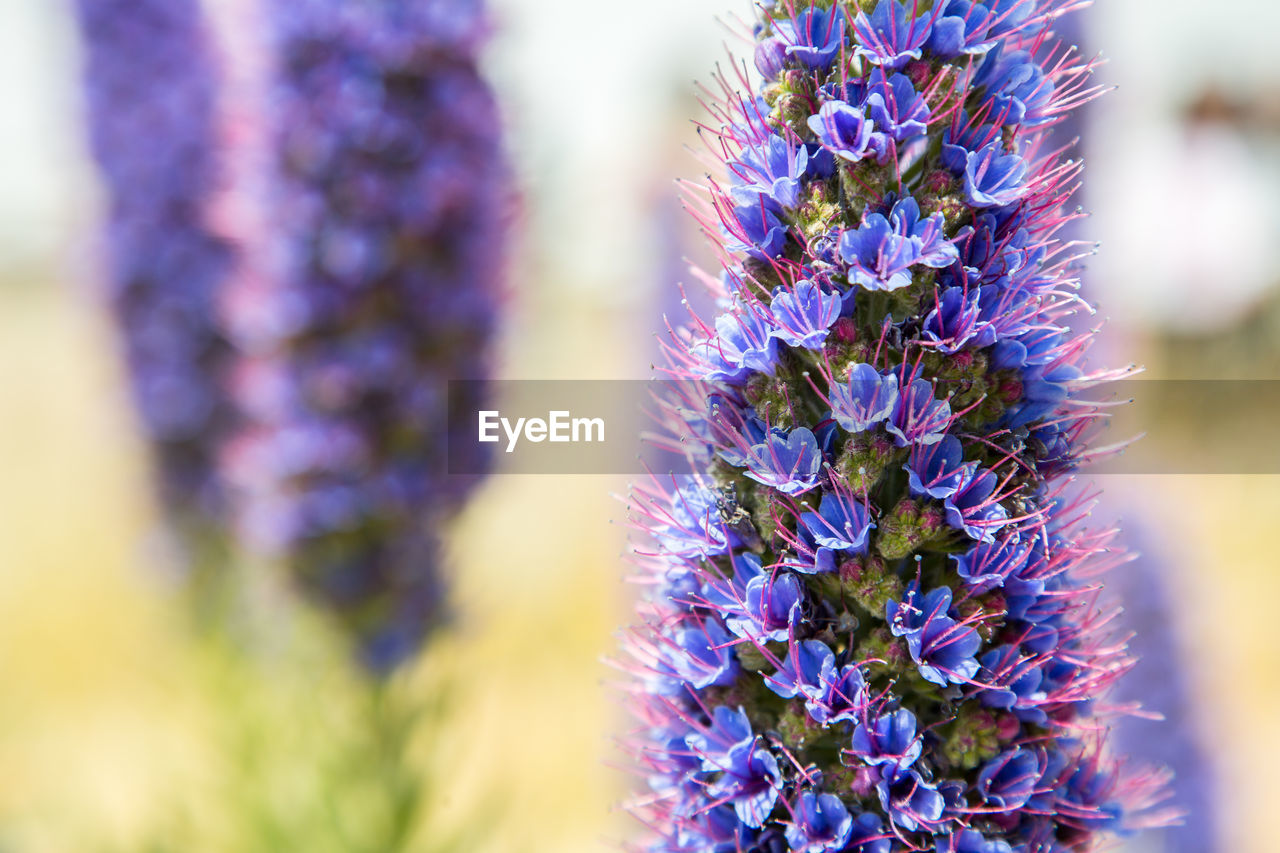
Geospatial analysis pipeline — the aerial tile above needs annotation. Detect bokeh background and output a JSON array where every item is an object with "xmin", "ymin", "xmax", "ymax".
[{"xmin": 2, "ymin": 0, "xmax": 1278, "ymax": 851}]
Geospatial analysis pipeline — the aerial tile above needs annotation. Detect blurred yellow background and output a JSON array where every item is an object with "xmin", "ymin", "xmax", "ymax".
[{"xmin": 2, "ymin": 0, "xmax": 1280, "ymax": 851}]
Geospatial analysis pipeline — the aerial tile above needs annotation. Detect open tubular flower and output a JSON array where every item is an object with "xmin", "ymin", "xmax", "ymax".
[
  {"xmin": 221, "ymin": 0, "xmax": 509, "ymax": 672},
  {"xmin": 623, "ymin": 1, "xmax": 1174, "ymax": 850},
  {"xmin": 73, "ymin": 0, "xmax": 234, "ymax": 527}
]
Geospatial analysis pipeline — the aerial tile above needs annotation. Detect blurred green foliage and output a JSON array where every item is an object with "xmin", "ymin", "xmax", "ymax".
[{"xmin": 0, "ymin": 283, "xmax": 627, "ymax": 853}]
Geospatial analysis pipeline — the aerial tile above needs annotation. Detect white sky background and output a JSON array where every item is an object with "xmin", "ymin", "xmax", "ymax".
[
  {"xmin": 486, "ymin": 0, "xmax": 747, "ymax": 292},
  {"xmin": 1089, "ymin": 0, "xmax": 1280, "ymax": 333},
  {"xmin": 0, "ymin": 1, "xmax": 89, "ymax": 275},
  {"xmin": 2, "ymin": 0, "xmax": 1280, "ymax": 332}
]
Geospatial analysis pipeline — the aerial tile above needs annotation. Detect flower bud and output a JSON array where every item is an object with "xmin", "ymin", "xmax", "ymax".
[{"xmin": 754, "ymin": 36, "xmax": 788, "ymax": 79}]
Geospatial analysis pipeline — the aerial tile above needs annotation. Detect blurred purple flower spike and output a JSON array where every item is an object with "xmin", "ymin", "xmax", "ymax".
[{"xmin": 222, "ymin": 0, "xmax": 510, "ymax": 672}]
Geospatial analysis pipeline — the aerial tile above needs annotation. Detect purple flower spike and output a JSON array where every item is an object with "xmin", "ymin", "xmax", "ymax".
[
  {"xmin": 807, "ymin": 100, "xmax": 883, "ymax": 163},
  {"xmin": 73, "ymin": 0, "xmax": 234, "ymax": 529},
  {"xmin": 830, "ymin": 364, "xmax": 899, "ymax": 433},
  {"xmin": 743, "ymin": 426, "xmax": 824, "ymax": 495},
  {"xmin": 963, "ymin": 142, "xmax": 1030, "ymax": 208},
  {"xmin": 776, "ymin": 5, "xmax": 846, "ymax": 70},
  {"xmin": 770, "ymin": 280, "xmax": 842, "ymax": 349},
  {"xmin": 785, "ymin": 791, "xmax": 854, "ymax": 853},
  {"xmin": 623, "ymin": 2, "xmax": 1172, "ymax": 848},
  {"xmin": 853, "ymin": 0, "xmax": 934, "ymax": 70},
  {"xmin": 83, "ymin": 0, "xmax": 512, "ymax": 670}
]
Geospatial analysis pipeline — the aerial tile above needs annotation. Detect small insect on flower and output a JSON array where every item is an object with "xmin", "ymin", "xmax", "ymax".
[{"xmin": 621, "ymin": 1, "xmax": 1176, "ymax": 850}]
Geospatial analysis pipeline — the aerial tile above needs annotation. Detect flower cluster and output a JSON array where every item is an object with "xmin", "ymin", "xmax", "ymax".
[
  {"xmin": 221, "ymin": 0, "xmax": 509, "ymax": 671},
  {"xmin": 73, "ymin": 0, "xmax": 234, "ymax": 525},
  {"xmin": 624, "ymin": 1, "xmax": 1171, "ymax": 850}
]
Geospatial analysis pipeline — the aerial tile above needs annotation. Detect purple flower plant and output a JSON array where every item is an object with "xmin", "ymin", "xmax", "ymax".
[
  {"xmin": 73, "ymin": 0, "xmax": 234, "ymax": 529},
  {"xmin": 623, "ymin": 1, "xmax": 1174, "ymax": 850},
  {"xmin": 221, "ymin": 0, "xmax": 509, "ymax": 672}
]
